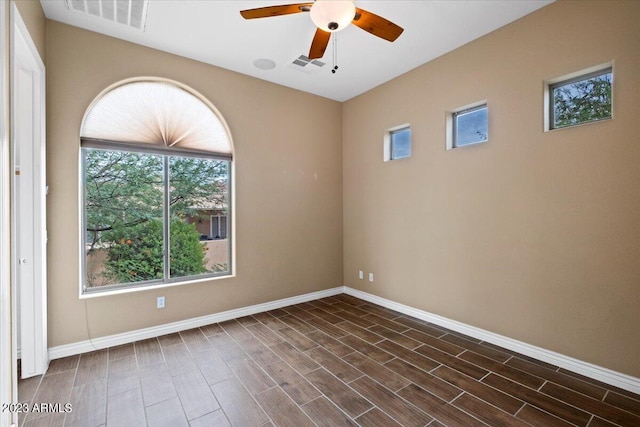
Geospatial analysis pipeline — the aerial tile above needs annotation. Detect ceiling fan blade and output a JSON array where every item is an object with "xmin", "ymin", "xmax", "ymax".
[
  {"xmin": 308, "ymin": 28, "xmax": 331, "ymax": 60},
  {"xmin": 240, "ymin": 3, "xmax": 312, "ymax": 20},
  {"xmin": 352, "ymin": 7, "xmax": 404, "ymax": 42}
]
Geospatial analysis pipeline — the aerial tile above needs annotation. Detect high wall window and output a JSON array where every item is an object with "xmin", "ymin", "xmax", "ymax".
[
  {"xmin": 384, "ymin": 124, "xmax": 411, "ymax": 162},
  {"xmin": 547, "ymin": 65, "xmax": 612, "ymax": 130},
  {"xmin": 81, "ymin": 79, "xmax": 233, "ymax": 294}
]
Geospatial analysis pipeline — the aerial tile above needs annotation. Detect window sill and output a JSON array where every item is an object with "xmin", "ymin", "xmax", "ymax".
[{"xmin": 79, "ymin": 273, "xmax": 235, "ymax": 300}]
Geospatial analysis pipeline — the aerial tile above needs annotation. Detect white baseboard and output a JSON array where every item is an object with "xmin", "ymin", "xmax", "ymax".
[
  {"xmin": 48, "ymin": 286, "xmax": 343, "ymax": 360},
  {"xmin": 49, "ymin": 285, "xmax": 640, "ymax": 395},
  {"xmin": 344, "ymin": 286, "xmax": 640, "ymax": 395}
]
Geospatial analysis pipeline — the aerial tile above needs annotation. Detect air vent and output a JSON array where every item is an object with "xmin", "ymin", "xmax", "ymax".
[
  {"xmin": 65, "ymin": 0, "xmax": 149, "ymax": 31},
  {"xmin": 288, "ymin": 55, "xmax": 326, "ymax": 74}
]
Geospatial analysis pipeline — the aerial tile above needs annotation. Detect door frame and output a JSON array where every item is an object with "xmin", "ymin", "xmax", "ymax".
[
  {"xmin": 0, "ymin": 1, "xmax": 14, "ymax": 425},
  {"xmin": 10, "ymin": 2, "xmax": 47, "ymax": 380}
]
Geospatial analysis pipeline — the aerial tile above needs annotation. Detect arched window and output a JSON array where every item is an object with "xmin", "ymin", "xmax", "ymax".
[{"xmin": 81, "ymin": 78, "xmax": 233, "ymax": 293}]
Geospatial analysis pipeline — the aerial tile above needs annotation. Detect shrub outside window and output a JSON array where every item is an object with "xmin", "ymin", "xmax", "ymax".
[
  {"xmin": 549, "ymin": 67, "xmax": 612, "ymax": 129},
  {"xmin": 453, "ymin": 104, "xmax": 488, "ymax": 148}
]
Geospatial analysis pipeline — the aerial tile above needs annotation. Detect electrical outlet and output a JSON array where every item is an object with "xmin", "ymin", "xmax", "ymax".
[
  {"xmin": 368, "ymin": 273, "xmax": 374, "ymax": 282},
  {"xmin": 359, "ymin": 270, "xmax": 364, "ymax": 280},
  {"xmin": 157, "ymin": 296, "xmax": 165, "ymax": 309}
]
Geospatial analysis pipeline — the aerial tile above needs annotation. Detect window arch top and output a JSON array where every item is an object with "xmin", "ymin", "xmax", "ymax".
[{"xmin": 81, "ymin": 78, "xmax": 233, "ymax": 159}]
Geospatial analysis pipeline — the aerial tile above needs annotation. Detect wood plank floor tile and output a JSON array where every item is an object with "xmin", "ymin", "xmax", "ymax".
[
  {"xmin": 307, "ymin": 299, "xmax": 342, "ymax": 313},
  {"xmin": 334, "ymin": 310, "xmax": 376, "ymax": 328},
  {"xmin": 145, "ymin": 396, "xmax": 188, "ymax": 427},
  {"xmin": 106, "ymin": 388, "xmax": 146, "ymax": 427},
  {"xmin": 134, "ymin": 338, "xmax": 164, "ymax": 369},
  {"xmin": 459, "ymin": 350, "xmax": 545, "ymax": 389},
  {"xmin": 220, "ymin": 319, "xmax": 254, "ymax": 341},
  {"xmin": 343, "ymin": 352, "xmax": 410, "ymax": 392},
  {"xmin": 270, "ymin": 342, "xmax": 319, "ymax": 375},
  {"xmin": 44, "ymin": 355, "xmax": 79, "ymax": 376},
  {"xmin": 340, "ymin": 335, "xmax": 395, "ymax": 364},
  {"xmin": 139, "ymin": 366, "xmax": 177, "ymax": 407},
  {"xmin": 336, "ymin": 320, "xmax": 384, "ymax": 344},
  {"xmin": 452, "ymin": 392, "xmax": 529, "ymax": 427},
  {"xmin": 192, "ymin": 349, "xmax": 235, "ymax": 386},
  {"xmin": 369, "ymin": 325, "xmax": 421, "ymax": 349},
  {"xmin": 199, "ymin": 322, "xmax": 225, "ymax": 336},
  {"xmin": 304, "ymin": 317, "xmax": 349, "ymax": 338},
  {"xmin": 18, "ymin": 375, "xmax": 41, "ymax": 403},
  {"xmin": 305, "ymin": 346, "xmax": 363, "ymax": 382},
  {"xmin": 397, "ymin": 383, "xmax": 484, "ymax": 427},
  {"xmin": 350, "ymin": 376, "xmax": 433, "ymax": 427},
  {"xmin": 207, "ymin": 332, "xmax": 248, "ymax": 362},
  {"xmin": 414, "ymin": 344, "xmax": 488, "ymax": 380},
  {"xmin": 376, "ymin": 340, "xmax": 440, "ymax": 371},
  {"xmin": 161, "ymin": 343, "xmax": 199, "ymax": 377},
  {"xmin": 301, "ymin": 396, "xmax": 358, "ymax": 427},
  {"xmin": 393, "ymin": 316, "xmax": 448, "ymax": 339},
  {"xmin": 65, "ymin": 379, "xmax": 107, "ymax": 426},
  {"xmin": 306, "ymin": 330, "xmax": 354, "ymax": 357},
  {"xmin": 507, "ymin": 356, "xmax": 607, "ymax": 400},
  {"xmin": 384, "ymin": 359, "xmax": 461, "ymax": 402},
  {"xmin": 282, "ymin": 306, "xmax": 317, "ymax": 322},
  {"xmin": 304, "ymin": 368, "xmax": 373, "ymax": 418},
  {"xmin": 211, "ymin": 378, "xmax": 269, "ymax": 426},
  {"xmin": 247, "ymin": 322, "xmax": 285, "ymax": 346},
  {"xmin": 226, "ymin": 357, "xmax": 275, "ymax": 395},
  {"xmin": 359, "ymin": 303, "xmax": 404, "ymax": 320},
  {"xmin": 440, "ymin": 334, "xmax": 511, "ymax": 362},
  {"xmin": 236, "ymin": 336, "xmax": 283, "ymax": 367},
  {"xmin": 431, "ymin": 365, "xmax": 522, "ymax": 413},
  {"xmin": 332, "ymin": 294, "xmax": 368, "ymax": 307},
  {"xmin": 362, "ymin": 314, "xmax": 409, "ymax": 332},
  {"xmin": 588, "ymin": 416, "xmax": 622, "ymax": 427},
  {"xmin": 255, "ymin": 386, "xmax": 315, "ymax": 427},
  {"xmin": 107, "ymin": 356, "xmax": 139, "ymax": 397},
  {"xmin": 355, "ymin": 407, "xmax": 403, "ymax": 426},
  {"xmin": 603, "ymin": 391, "xmax": 640, "ymax": 417},
  {"xmin": 179, "ymin": 328, "xmax": 212, "ymax": 354},
  {"xmin": 189, "ymin": 410, "xmax": 231, "ymax": 427},
  {"xmin": 276, "ymin": 326, "xmax": 318, "ymax": 351},
  {"xmin": 74, "ymin": 351, "xmax": 107, "ymax": 386},
  {"xmin": 279, "ymin": 314, "xmax": 316, "ymax": 334},
  {"xmin": 515, "ymin": 404, "xmax": 577, "ymax": 427},
  {"xmin": 173, "ymin": 370, "xmax": 220, "ymax": 421},
  {"xmin": 331, "ymin": 302, "xmax": 370, "ymax": 317},
  {"xmin": 308, "ymin": 308, "xmax": 345, "ymax": 324},
  {"xmin": 541, "ymin": 382, "xmax": 640, "ymax": 426},
  {"xmin": 23, "ymin": 413, "xmax": 65, "ymax": 427},
  {"xmin": 482, "ymin": 373, "xmax": 592, "ymax": 426},
  {"xmin": 107, "ymin": 343, "xmax": 134, "ymax": 361},
  {"xmin": 253, "ymin": 312, "xmax": 288, "ymax": 330},
  {"xmin": 404, "ymin": 329, "xmax": 465, "ymax": 356},
  {"xmin": 258, "ymin": 360, "xmax": 321, "ymax": 405},
  {"xmin": 157, "ymin": 332, "xmax": 183, "ymax": 347},
  {"xmin": 26, "ymin": 370, "xmax": 75, "ymax": 422}
]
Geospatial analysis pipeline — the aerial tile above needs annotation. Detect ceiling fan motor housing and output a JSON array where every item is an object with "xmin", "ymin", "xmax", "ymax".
[{"xmin": 310, "ymin": 0, "xmax": 356, "ymax": 32}]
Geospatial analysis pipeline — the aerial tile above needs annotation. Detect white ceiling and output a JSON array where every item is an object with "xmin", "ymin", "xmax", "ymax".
[{"xmin": 40, "ymin": 0, "xmax": 553, "ymax": 102}]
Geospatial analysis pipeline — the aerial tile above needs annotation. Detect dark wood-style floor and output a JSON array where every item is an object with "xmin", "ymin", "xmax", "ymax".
[{"xmin": 17, "ymin": 294, "xmax": 640, "ymax": 426}]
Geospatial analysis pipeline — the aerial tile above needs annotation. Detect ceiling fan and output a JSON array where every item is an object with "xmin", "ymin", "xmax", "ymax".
[{"xmin": 240, "ymin": 0, "xmax": 404, "ymax": 60}]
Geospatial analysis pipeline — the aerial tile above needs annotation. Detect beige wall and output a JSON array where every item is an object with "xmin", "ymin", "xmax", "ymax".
[
  {"xmin": 46, "ymin": 21, "xmax": 343, "ymax": 347},
  {"xmin": 13, "ymin": 0, "xmax": 45, "ymax": 62},
  {"xmin": 343, "ymin": 1, "xmax": 640, "ymax": 377}
]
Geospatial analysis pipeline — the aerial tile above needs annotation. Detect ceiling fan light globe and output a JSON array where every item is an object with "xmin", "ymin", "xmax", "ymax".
[{"xmin": 310, "ymin": 0, "xmax": 355, "ymax": 32}]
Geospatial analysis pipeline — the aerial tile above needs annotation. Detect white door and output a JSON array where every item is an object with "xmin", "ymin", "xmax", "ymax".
[{"xmin": 11, "ymin": 4, "xmax": 48, "ymax": 379}]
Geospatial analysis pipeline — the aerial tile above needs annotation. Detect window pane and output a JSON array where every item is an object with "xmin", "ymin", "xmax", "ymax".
[
  {"xmin": 84, "ymin": 149, "xmax": 164, "ymax": 288},
  {"xmin": 169, "ymin": 156, "xmax": 230, "ymax": 279},
  {"xmin": 391, "ymin": 127, "xmax": 411, "ymax": 160},
  {"xmin": 552, "ymin": 71, "xmax": 612, "ymax": 129},
  {"xmin": 455, "ymin": 106, "xmax": 488, "ymax": 147}
]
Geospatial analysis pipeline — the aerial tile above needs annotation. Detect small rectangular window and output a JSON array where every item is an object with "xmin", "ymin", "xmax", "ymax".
[
  {"xmin": 383, "ymin": 124, "xmax": 411, "ymax": 162},
  {"xmin": 390, "ymin": 127, "xmax": 411, "ymax": 160},
  {"xmin": 548, "ymin": 67, "xmax": 612, "ymax": 130},
  {"xmin": 451, "ymin": 104, "xmax": 488, "ymax": 148}
]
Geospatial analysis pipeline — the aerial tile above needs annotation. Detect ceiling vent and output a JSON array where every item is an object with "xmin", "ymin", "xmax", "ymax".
[
  {"xmin": 64, "ymin": 0, "xmax": 149, "ymax": 31},
  {"xmin": 288, "ymin": 55, "xmax": 326, "ymax": 74}
]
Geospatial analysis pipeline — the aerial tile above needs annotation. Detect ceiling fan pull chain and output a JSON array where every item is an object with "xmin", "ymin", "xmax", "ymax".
[{"xmin": 332, "ymin": 33, "xmax": 339, "ymax": 74}]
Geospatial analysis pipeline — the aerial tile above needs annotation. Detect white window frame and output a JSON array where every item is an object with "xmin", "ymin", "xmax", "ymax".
[
  {"xmin": 79, "ymin": 79, "xmax": 235, "ymax": 298},
  {"xmin": 383, "ymin": 123, "xmax": 411, "ymax": 162},
  {"xmin": 446, "ymin": 101, "xmax": 488, "ymax": 150},
  {"xmin": 544, "ymin": 62, "xmax": 613, "ymax": 131}
]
